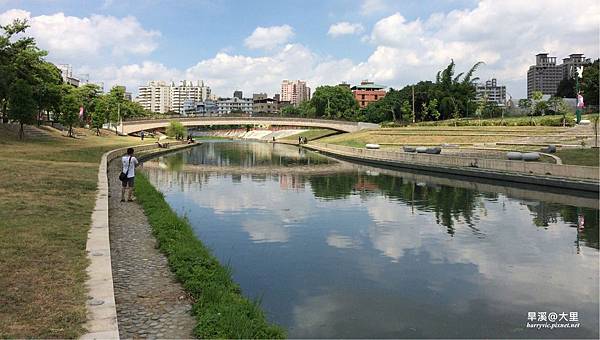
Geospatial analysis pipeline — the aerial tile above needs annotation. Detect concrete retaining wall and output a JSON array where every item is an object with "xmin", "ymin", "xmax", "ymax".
[
  {"xmin": 82, "ymin": 141, "xmax": 189, "ymax": 339},
  {"xmin": 307, "ymin": 143, "xmax": 599, "ymax": 192}
]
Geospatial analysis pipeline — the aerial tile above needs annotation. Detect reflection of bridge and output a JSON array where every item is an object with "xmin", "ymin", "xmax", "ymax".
[
  {"xmin": 120, "ymin": 116, "xmax": 379, "ymax": 135},
  {"xmin": 142, "ymin": 160, "xmax": 354, "ymax": 176}
]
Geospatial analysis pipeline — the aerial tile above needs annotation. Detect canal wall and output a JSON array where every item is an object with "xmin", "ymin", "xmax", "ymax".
[
  {"xmin": 303, "ymin": 142, "xmax": 600, "ymax": 193},
  {"xmin": 83, "ymin": 141, "xmax": 197, "ymax": 339}
]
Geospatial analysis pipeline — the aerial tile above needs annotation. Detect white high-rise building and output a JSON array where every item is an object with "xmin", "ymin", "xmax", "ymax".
[
  {"xmin": 281, "ymin": 80, "xmax": 311, "ymax": 106},
  {"xmin": 171, "ymin": 80, "xmax": 211, "ymax": 113},
  {"xmin": 136, "ymin": 80, "xmax": 211, "ymax": 114},
  {"xmin": 138, "ymin": 81, "xmax": 172, "ymax": 113},
  {"xmin": 475, "ymin": 78, "xmax": 507, "ymax": 106}
]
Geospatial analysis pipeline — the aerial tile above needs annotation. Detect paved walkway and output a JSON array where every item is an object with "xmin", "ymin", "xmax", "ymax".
[{"xmin": 108, "ymin": 160, "xmax": 196, "ymax": 339}]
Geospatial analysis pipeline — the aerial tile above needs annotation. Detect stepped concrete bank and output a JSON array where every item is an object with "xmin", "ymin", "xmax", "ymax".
[
  {"xmin": 303, "ymin": 142, "xmax": 600, "ymax": 193},
  {"xmin": 82, "ymin": 141, "xmax": 197, "ymax": 339}
]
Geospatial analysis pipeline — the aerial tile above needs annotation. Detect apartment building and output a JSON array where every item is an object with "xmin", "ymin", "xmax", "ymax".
[
  {"xmin": 137, "ymin": 80, "xmax": 211, "ymax": 113},
  {"xmin": 281, "ymin": 80, "xmax": 311, "ymax": 106},
  {"xmin": 475, "ymin": 78, "xmax": 507, "ymax": 106},
  {"xmin": 527, "ymin": 53, "xmax": 591, "ymax": 98}
]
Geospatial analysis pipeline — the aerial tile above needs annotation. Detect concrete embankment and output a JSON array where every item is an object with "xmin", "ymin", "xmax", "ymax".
[{"xmin": 302, "ymin": 142, "xmax": 600, "ymax": 193}]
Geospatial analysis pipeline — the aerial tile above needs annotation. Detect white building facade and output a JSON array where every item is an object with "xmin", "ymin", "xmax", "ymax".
[
  {"xmin": 136, "ymin": 80, "xmax": 211, "ymax": 114},
  {"xmin": 475, "ymin": 78, "xmax": 507, "ymax": 106},
  {"xmin": 281, "ymin": 80, "xmax": 311, "ymax": 106},
  {"xmin": 217, "ymin": 97, "xmax": 253, "ymax": 115}
]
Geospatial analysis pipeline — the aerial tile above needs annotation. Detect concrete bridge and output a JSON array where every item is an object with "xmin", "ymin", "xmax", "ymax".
[{"xmin": 119, "ymin": 116, "xmax": 379, "ymax": 135}]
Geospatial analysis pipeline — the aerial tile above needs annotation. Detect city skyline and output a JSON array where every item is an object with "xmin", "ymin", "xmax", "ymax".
[{"xmin": 0, "ymin": 0, "xmax": 598, "ymax": 98}]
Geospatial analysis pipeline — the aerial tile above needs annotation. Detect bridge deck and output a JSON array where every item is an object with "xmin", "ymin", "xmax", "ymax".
[{"xmin": 120, "ymin": 116, "xmax": 378, "ymax": 134}]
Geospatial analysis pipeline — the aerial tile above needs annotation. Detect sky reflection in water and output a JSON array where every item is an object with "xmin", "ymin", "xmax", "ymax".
[{"xmin": 143, "ymin": 141, "xmax": 599, "ymax": 338}]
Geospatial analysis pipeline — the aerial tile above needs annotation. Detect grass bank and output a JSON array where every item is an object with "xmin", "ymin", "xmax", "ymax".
[
  {"xmin": 320, "ymin": 125, "xmax": 565, "ymax": 148},
  {"xmin": 134, "ymin": 174, "xmax": 285, "ymax": 339},
  {"xmin": 281, "ymin": 128, "xmax": 339, "ymax": 141},
  {"xmin": 555, "ymin": 148, "xmax": 600, "ymax": 167},
  {"xmin": 0, "ymin": 126, "xmax": 147, "ymax": 337}
]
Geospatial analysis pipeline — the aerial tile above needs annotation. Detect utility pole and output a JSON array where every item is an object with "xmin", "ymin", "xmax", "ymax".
[
  {"xmin": 412, "ymin": 85, "xmax": 415, "ymax": 123},
  {"xmin": 116, "ymin": 102, "xmax": 120, "ymax": 135}
]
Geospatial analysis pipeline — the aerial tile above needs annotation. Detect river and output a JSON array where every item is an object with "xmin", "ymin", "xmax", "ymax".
[{"xmin": 142, "ymin": 140, "xmax": 599, "ymax": 338}]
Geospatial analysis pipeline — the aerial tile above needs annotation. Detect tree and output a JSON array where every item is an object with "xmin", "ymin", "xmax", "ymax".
[
  {"xmin": 581, "ymin": 59, "xmax": 599, "ymax": 107},
  {"xmin": 297, "ymin": 100, "xmax": 316, "ymax": 117},
  {"xmin": 556, "ymin": 77, "xmax": 576, "ymax": 98},
  {"xmin": 90, "ymin": 109, "xmax": 104, "ymax": 136},
  {"xmin": 531, "ymin": 91, "xmax": 546, "ymax": 116},
  {"xmin": 281, "ymin": 105, "xmax": 301, "ymax": 116},
  {"xmin": 60, "ymin": 90, "xmax": 81, "ymax": 137},
  {"xmin": 8, "ymin": 79, "xmax": 36, "ymax": 139},
  {"xmin": 310, "ymin": 85, "xmax": 358, "ymax": 119},
  {"xmin": 428, "ymin": 98, "xmax": 440, "ymax": 120},
  {"xmin": 166, "ymin": 121, "xmax": 186, "ymax": 140},
  {"xmin": 400, "ymin": 100, "xmax": 411, "ymax": 123},
  {"xmin": 74, "ymin": 83, "xmax": 102, "ymax": 122}
]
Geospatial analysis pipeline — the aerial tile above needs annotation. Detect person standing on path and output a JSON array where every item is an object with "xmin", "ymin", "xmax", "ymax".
[{"xmin": 121, "ymin": 148, "xmax": 139, "ymax": 202}]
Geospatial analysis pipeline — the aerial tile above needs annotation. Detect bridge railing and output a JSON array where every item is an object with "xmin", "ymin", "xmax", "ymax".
[{"xmin": 122, "ymin": 114, "xmax": 362, "ymax": 126}]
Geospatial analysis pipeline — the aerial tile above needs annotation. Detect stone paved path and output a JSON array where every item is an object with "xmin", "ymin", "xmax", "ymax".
[{"xmin": 108, "ymin": 160, "xmax": 196, "ymax": 339}]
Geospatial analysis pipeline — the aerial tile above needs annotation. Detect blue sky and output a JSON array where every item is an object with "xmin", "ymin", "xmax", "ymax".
[{"xmin": 0, "ymin": 0, "xmax": 598, "ymax": 98}]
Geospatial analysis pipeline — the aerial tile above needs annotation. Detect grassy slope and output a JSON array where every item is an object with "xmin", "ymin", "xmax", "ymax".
[
  {"xmin": 134, "ymin": 174, "xmax": 285, "ymax": 339},
  {"xmin": 281, "ymin": 128, "xmax": 339, "ymax": 141},
  {"xmin": 320, "ymin": 126, "xmax": 565, "ymax": 148},
  {"xmin": 555, "ymin": 148, "xmax": 600, "ymax": 167},
  {"xmin": 0, "ymin": 127, "xmax": 147, "ymax": 337}
]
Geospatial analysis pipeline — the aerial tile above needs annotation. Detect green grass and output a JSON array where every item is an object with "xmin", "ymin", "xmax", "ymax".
[
  {"xmin": 281, "ymin": 128, "xmax": 339, "ymax": 141},
  {"xmin": 0, "ymin": 126, "xmax": 149, "ymax": 338},
  {"xmin": 555, "ymin": 148, "xmax": 600, "ymax": 167},
  {"xmin": 134, "ymin": 174, "xmax": 286, "ymax": 339}
]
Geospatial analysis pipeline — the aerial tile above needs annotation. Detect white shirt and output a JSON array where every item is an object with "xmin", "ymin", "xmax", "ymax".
[{"xmin": 121, "ymin": 155, "xmax": 139, "ymax": 178}]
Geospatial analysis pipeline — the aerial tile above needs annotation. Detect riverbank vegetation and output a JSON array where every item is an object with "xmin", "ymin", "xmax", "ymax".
[
  {"xmin": 0, "ymin": 128, "xmax": 145, "ymax": 337},
  {"xmin": 134, "ymin": 174, "xmax": 286, "ymax": 339}
]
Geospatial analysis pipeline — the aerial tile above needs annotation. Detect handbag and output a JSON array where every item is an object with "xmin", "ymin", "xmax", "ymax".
[{"xmin": 119, "ymin": 156, "xmax": 132, "ymax": 181}]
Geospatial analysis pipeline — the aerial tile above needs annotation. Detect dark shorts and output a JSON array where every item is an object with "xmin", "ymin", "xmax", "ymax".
[{"xmin": 121, "ymin": 176, "xmax": 135, "ymax": 188}]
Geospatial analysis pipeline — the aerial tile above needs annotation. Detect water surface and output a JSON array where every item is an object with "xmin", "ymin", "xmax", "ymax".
[{"xmin": 143, "ymin": 141, "xmax": 599, "ymax": 338}]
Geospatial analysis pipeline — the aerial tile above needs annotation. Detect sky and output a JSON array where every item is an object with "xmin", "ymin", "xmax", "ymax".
[{"xmin": 0, "ymin": 0, "xmax": 598, "ymax": 99}]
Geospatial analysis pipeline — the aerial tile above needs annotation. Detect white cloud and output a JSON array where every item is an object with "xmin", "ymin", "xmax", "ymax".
[
  {"xmin": 2, "ymin": 0, "xmax": 598, "ymax": 99},
  {"xmin": 244, "ymin": 24, "xmax": 295, "ymax": 50},
  {"xmin": 0, "ymin": 9, "xmax": 160, "ymax": 64},
  {"xmin": 360, "ymin": 0, "xmax": 389, "ymax": 16},
  {"xmin": 327, "ymin": 22, "xmax": 364, "ymax": 37}
]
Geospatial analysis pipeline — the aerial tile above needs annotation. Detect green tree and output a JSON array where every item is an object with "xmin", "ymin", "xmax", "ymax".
[
  {"xmin": 60, "ymin": 90, "xmax": 81, "ymax": 137},
  {"xmin": 581, "ymin": 59, "xmax": 599, "ymax": 107},
  {"xmin": 8, "ymin": 79, "xmax": 36, "ymax": 139},
  {"xmin": 74, "ymin": 83, "xmax": 102, "ymax": 122},
  {"xmin": 428, "ymin": 98, "xmax": 440, "ymax": 120},
  {"xmin": 311, "ymin": 85, "xmax": 358, "ymax": 119},
  {"xmin": 556, "ymin": 77, "xmax": 576, "ymax": 98},
  {"xmin": 166, "ymin": 121, "xmax": 186, "ymax": 139},
  {"xmin": 297, "ymin": 100, "xmax": 316, "ymax": 117},
  {"xmin": 400, "ymin": 100, "xmax": 411, "ymax": 123},
  {"xmin": 281, "ymin": 105, "xmax": 301, "ymax": 116},
  {"xmin": 90, "ymin": 109, "xmax": 104, "ymax": 136},
  {"xmin": 531, "ymin": 91, "xmax": 546, "ymax": 116}
]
